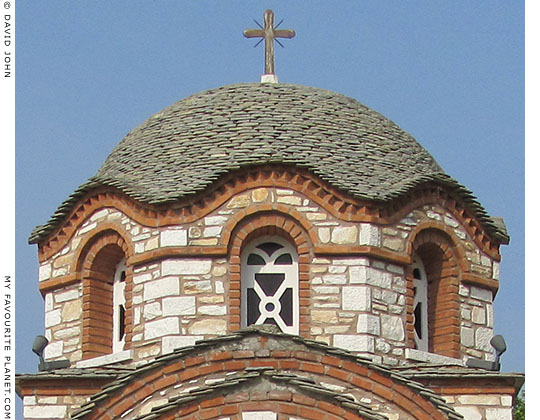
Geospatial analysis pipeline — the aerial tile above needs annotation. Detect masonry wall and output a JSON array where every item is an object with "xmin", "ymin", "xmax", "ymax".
[
  {"xmin": 37, "ymin": 183, "xmax": 500, "ymax": 366},
  {"xmin": 445, "ymin": 394, "xmax": 513, "ymax": 420},
  {"xmin": 23, "ymin": 393, "xmax": 90, "ymax": 420}
]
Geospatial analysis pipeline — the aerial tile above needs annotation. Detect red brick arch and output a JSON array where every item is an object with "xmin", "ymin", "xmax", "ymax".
[
  {"xmin": 78, "ymin": 338, "xmax": 451, "ymax": 420},
  {"xmin": 220, "ymin": 202, "xmax": 320, "ymax": 248},
  {"xmin": 74, "ymin": 221, "xmax": 135, "ymax": 274},
  {"xmin": 226, "ymin": 211, "xmax": 313, "ymax": 335},
  {"xmin": 406, "ymin": 221, "xmax": 469, "ymax": 273},
  {"xmin": 77, "ymin": 228, "xmax": 134, "ymax": 359},
  {"xmin": 130, "ymin": 390, "xmax": 374, "ymax": 420},
  {"xmin": 406, "ymin": 226, "xmax": 462, "ymax": 358}
]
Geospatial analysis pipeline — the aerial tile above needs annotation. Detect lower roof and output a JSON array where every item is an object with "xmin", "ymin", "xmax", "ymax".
[{"xmin": 17, "ymin": 327, "xmax": 524, "ymax": 420}]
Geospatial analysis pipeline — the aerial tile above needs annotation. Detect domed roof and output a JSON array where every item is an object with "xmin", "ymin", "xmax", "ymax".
[
  {"xmin": 30, "ymin": 83, "xmax": 507, "ymax": 243},
  {"xmin": 96, "ymin": 83, "xmax": 444, "ymax": 202}
]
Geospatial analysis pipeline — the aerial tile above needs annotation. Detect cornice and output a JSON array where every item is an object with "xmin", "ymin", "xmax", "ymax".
[{"xmin": 36, "ymin": 166, "xmax": 502, "ymax": 262}]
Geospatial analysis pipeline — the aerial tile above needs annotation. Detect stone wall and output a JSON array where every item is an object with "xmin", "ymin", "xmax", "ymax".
[
  {"xmin": 38, "ymin": 185, "xmax": 500, "ymax": 365},
  {"xmin": 130, "ymin": 258, "xmax": 228, "ymax": 360},
  {"xmin": 23, "ymin": 394, "xmax": 86, "ymax": 420},
  {"xmin": 43, "ymin": 283, "xmax": 82, "ymax": 361},
  {"xmin": 309, "ymin": 256, "xmax": 408, "ymax": 364},
  {"xmin": 459, "ymin": 284, "xmax": 495, "ymax": 360},
  {"xmin": 446, "ymin": 394, "xmax": 513, "ymax": 420}
]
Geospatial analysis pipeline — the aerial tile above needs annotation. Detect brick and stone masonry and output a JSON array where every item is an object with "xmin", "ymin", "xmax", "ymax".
[{"xmin": 37, "ymin": 177, "xmax": 500, "ymax": 365}]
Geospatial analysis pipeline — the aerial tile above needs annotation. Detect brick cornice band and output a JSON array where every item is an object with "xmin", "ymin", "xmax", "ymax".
[{"xmin": 37, "ymin": 167, "xmax": 502, "ymax": 262}]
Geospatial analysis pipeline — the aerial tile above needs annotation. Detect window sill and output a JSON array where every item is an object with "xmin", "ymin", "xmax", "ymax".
[
  {"xmin": 405, "ymin": 348, "xmax": 464, "ymax": 366},
  {"xmin": 75, "ymin": 349, "xmax": 133, "ymax": 368}
]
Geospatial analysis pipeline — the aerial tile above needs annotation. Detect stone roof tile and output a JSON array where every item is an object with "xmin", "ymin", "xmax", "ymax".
[{"xmin": 29, "ymin": 83, "xmax": 508, "ymax": 244}]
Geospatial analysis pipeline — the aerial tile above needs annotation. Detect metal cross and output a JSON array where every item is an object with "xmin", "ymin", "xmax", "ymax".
[{"xmin": 243, "ymin": 9, "xmax": 295, "ymax": 75}]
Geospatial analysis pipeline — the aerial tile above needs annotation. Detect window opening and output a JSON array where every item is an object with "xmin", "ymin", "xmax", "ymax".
[
  {"xmin": 112, "ymin": 259, "xmax": 127, "ymax": 353},
  {"xmin": 412, "ymin": 255, "xmax": 429, "ymax": 351},
  {"xmin": 241, "ymin": 237, "xmax": 299, "ymax": 334}
]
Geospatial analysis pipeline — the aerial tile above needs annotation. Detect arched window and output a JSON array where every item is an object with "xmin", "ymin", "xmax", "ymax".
[
  {"xmin": 241, "ymin": 236, "xmax": 299, "ymax": 334},
  {"xmin": 112, "ymin": 259, "xmax": 127, "ymax": 353},
  {"xmin": 79, "ymin": 230, "xmax": 131, "ymax": 359},
  {"xmin": 409, "ymin": 229, "xmax": 461, "ymax": 358},
  {"xmin": 412, "ymin": 255, "xmax": 429, "ymax": 352}
]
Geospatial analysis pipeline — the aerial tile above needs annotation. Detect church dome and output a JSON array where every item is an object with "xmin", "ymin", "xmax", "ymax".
[
  {"xmin": 30, "ymin": 83, "xmax": 507, "ymax": 243},
  {"xmin": 96, "ymin": 83, "xmax": 444, "ymax": 203}
]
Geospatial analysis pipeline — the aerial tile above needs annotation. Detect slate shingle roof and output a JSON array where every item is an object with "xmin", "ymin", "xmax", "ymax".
[
  {"xmin": 29, "ymin": 83, "xmax": 508, "ymax": 244},
  {"xmin": 65, "ymin": 326, "xmax": 465, "ymax": 420},
  {"xmin": 394, "ymin": 363, "xmax": 525, "ymax": 385}
]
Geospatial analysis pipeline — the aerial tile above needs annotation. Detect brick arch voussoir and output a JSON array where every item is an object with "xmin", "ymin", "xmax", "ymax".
[
  {"xmin": 84, "ymin": 350, "xmax": 449, "ymax": 420},
  {"xmin": 382, "ymin": 184, "xmax": 501, "ymax": 260},
  {"xmin": 222, "ymin": 204, "xmax": 319, "ymax": 249},
  {"xmin": 407, "ymin": 221, "xmax": 468, "ymax": 274},
  {"xmin": 139, "ymin": 396, "xmax": 365, "ymax": 420},
  {"xmin": 38, "ymin": 191, "xmax": 150, "ymax": 262},
  {"xmin": 75, "ymin": 222, "xmax": 134, "ymax": 275}
]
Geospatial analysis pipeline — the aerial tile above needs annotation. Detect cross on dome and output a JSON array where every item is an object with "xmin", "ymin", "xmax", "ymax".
[{"xmin": 243, "ymin": 9, "xmax": 295, "ymax": 80}]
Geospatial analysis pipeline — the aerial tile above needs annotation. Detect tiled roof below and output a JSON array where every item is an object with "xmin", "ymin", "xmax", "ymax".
[
  {"xmin": 18, "ymin": 328, "xmax": 524, "ymax": 419},
  {"xmin": 63, "ymin": 326, "xmax": 468, "ymax": 420}
]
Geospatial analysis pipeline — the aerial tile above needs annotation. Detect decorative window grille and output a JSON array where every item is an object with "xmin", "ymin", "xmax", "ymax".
[
  {"xmin": 112, "ymin": 259, "xmax": 127, "ymax": 353},
  {"xmin": 241, "ymin": 237, "xmax": 299, "ymax": 334},
  {"xmin": 412, "ymin": 255, "xmax": 429, "ymax": 351}
]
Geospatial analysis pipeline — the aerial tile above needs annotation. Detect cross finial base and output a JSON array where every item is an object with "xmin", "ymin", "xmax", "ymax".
[{"xmin": 261, "ymin": 74, "xmax": 279, "ymax": 84}]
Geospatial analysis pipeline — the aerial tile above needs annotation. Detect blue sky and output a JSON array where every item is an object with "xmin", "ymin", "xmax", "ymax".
[{"xmin": 15, "ymin": 0, "xmax": 524, "ymax": 383}]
